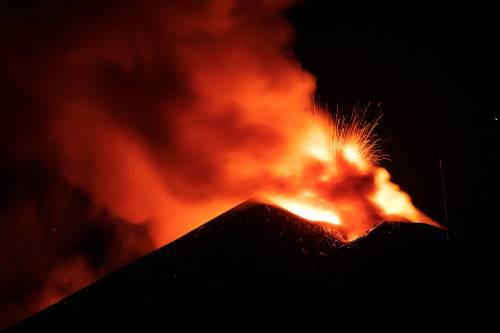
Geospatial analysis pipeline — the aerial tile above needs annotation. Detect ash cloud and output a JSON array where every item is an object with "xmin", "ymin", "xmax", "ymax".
[{"xmin": 1, "ymin": 0, "xmax": 315, "ymax": 327}]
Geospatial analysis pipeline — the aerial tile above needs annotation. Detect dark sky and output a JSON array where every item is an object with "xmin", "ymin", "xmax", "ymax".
[{"xmin": 287, "ymin": 1, "xmax": 499, "ymax": 240}]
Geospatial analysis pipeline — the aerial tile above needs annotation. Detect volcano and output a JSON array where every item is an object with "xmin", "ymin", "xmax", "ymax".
[{"xmin": 8, "ymin": 200, "xmax": 451, "ymax": 329}]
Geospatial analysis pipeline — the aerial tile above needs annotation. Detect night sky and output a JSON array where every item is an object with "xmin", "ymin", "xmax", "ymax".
[{"xmin": 1, "ymin": 0, "xmax": 498, "ymax": 328}]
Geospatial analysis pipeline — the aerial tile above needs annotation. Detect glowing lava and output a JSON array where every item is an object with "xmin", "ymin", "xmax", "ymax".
[
  {"xmin": 260, "ymin": 107, "xmax": 441, "ymax": 240},
  {"xmin": 270, "ymin": 194, "xmax": 341, "ymax": 225}
]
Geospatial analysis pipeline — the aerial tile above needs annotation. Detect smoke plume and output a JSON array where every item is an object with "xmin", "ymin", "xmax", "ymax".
[{"xmin": 1, "ymin": 0, "xmax": 315, "ymax": 327}]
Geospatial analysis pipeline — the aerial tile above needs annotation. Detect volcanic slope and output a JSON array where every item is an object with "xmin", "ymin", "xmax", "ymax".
[{"xmin": 9, "ymin": 200, "xmax": 451, "ymax": 329}]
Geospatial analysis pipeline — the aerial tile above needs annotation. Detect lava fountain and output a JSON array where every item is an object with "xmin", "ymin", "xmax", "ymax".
[{"xmin": 260, "ymin": 106, "xmax": 441, "ymax": 240}]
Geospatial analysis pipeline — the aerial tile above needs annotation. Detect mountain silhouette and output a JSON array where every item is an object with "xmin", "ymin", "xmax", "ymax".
[{"xmin": 8, "ymin": 200, "xmax": 451, "ymax": 330}]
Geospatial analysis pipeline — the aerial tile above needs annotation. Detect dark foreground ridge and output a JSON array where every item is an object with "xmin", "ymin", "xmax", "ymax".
[{"xmin": 9, "ymin": 200, "xmax": 451, "ymax": 329}]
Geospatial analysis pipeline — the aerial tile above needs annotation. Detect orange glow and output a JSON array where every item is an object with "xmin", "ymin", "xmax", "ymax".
[
  {"xmin": 2, "ymin": 1, "xmax": 444, "ymax": 324},
  {"xmin": 14, "ymin": 0, "xmax": 438, "ymax": 246},
  {"xmin": 343, "ymin": 145, "xmax": 362, "ymax": 164},
  {"xmin": 370, "ymin": 168, "xmax": 439, "ymax": 226},
  {"xmin": 256, "ymin": 108, "xmax": 441, "ymax": 240},
  {"xmin": 269, "ymin": 193, "xmax": 341, "ymax": 225}
]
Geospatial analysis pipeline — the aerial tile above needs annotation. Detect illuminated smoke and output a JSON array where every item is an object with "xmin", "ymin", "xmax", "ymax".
[{"xmin": 0, "ymin": 0, "xmax": 439, "ymax": 327}]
